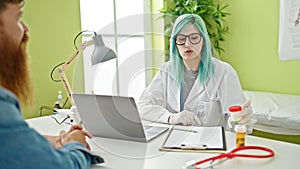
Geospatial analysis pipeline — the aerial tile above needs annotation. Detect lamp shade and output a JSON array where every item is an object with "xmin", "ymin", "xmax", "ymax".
[{"xmin": 91, "ymin": 34, "xmax": 117, "ymax": 65}]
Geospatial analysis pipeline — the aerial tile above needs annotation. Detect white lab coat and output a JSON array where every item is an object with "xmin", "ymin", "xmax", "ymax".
[{"xmin": 137, "ymin": 58, "xmax": 248, "ymax": 128}]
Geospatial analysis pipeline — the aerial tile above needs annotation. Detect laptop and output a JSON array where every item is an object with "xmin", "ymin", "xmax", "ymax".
[{"xmin": 72, "ymin": 94, "xmax": 169, "ymax": 142}]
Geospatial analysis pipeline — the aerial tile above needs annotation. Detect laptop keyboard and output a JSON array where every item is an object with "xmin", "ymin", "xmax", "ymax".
[{"xmin": 143, "ymin": 125, "xmax": 168, "ymax": 139}]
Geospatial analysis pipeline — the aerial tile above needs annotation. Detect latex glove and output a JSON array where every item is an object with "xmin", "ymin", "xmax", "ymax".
[
  {"xmin": 168, "ymin": 110, "xmax": 201, "ymax": 125},
  {"xmin": 228, "ymin": 100, "xmax": 252, "ymax": 126},
  {"xmin": 228, "ymin": 100, "xmax": 256, "ymax": 134},
  {"xmin": 239, "ymin": 100, "xmax": 252, "ymax": 125}
]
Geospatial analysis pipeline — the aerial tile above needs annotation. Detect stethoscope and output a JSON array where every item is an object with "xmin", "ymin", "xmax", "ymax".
[{"xmin": 182, "ymin": 145, "xmax": 275, "ymax": 169}]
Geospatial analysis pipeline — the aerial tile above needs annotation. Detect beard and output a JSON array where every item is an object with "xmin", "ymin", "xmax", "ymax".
[{"xmin": 0, "ymin": 29, "xmax": 34, "ymax": 108}]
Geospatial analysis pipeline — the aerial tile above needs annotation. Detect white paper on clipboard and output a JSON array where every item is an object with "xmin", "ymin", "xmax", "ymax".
[{"xmin": 160, "ymin": 126, "xmax": 226, "ymax": 152}]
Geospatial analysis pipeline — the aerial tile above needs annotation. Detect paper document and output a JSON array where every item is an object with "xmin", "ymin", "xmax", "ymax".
[{"xmin": 160, "ymin": 126, "xmax": 226, "ymax": 153}]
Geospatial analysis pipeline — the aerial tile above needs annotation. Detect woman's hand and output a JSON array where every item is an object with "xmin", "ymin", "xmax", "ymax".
[
  {"xmin": 168, "ymin": 110, "xmax": 201, "ymax": 125},
  {"xmin": 239, "ymin": 100, "xmax": 252, "ymax": 125}
]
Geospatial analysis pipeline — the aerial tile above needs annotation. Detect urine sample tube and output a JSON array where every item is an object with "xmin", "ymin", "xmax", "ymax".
[{"xmin": 235, "ymin": 124, "xmax": 246, "ymax": 147}]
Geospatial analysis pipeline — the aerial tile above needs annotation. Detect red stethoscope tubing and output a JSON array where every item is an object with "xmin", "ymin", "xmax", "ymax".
[{"xmin": 195, "ymin": 146, "xmax": 275, "ymax": 166}]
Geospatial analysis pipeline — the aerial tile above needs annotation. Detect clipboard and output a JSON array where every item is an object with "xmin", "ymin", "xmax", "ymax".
[{"xmin": 159, "ymin": 126, "xmax": 226, "ymax": 153}]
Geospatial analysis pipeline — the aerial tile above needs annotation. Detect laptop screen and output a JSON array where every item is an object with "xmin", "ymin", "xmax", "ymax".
[{"xmin": 72, "ymin": 94, "xmax": 148, "ymax": 142}]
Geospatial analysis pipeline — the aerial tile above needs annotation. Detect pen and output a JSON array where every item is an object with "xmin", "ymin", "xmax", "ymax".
[{"xmin": 173, "ymin": 128, "xmax": 198, "ymax": 133}]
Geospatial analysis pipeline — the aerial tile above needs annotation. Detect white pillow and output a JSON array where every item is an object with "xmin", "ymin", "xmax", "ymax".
[{"xmin": 243, "ymin": 90, "xmax": 300, "ymax": 131}]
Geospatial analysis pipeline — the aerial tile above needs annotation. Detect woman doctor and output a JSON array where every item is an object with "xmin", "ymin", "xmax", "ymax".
[{"xmin": 137, "ymin": 14, "xmax": 255, "ymax": 133}]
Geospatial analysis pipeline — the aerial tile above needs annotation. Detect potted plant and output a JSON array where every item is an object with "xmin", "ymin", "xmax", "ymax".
[{"xmin": 159, "ymin": 0, "xmax": 230, "ymax": 59}]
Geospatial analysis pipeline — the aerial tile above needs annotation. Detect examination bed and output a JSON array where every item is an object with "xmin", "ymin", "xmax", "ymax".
[{"xmin": 243, "ymin": 90, "xmax": 300, "ymax": 144}]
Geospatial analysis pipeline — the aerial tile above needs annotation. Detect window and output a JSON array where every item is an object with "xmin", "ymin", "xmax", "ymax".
[{"xmin": 79, "ymin": 0, "xmax": 153, "ymax": 101}]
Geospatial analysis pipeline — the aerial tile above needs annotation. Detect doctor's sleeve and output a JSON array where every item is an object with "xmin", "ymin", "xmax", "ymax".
[
  {"xmin": 218, "ymin": 64, "xmax": 247, "ymax": 113},
  {"xmin": 218, "ymin": 64, "xmax": 255, "ymax": 133},
  {"xmin": 137, "ymin": 68, "xmax": 173, "ymax": 123}
]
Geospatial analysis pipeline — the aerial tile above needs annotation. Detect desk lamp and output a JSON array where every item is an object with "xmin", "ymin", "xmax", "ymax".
[{"xmin": 58, "ymin": 32, "xmax": 117, "ymax": 106}]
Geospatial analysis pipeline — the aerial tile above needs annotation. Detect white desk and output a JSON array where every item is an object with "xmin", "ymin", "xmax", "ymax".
[{"xmin": 26, "ymin": 115, "xmax": 300, "ymax": 169}]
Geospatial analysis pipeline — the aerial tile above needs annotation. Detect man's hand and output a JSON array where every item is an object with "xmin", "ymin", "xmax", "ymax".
[
  {"xmin": 60, "ymin": 129, "xmax": 92, "ymax": 150},
  {"xmin": 45, "ymin": 124, "xmax": 93, "ymax": 150},
  {"xmin": 67, "ymin": 124, "xmax": 93, "ymax": 138}
]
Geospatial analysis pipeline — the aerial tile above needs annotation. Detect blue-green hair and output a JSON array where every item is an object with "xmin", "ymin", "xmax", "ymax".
[{"xmin": 170, "ymin": 14, "xmax": 214, "ymax": 86}]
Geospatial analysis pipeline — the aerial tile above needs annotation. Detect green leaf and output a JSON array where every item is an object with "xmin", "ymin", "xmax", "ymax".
[{"xmin": 159, "ymin": 0, "xmax": 230, "ymax": 58}]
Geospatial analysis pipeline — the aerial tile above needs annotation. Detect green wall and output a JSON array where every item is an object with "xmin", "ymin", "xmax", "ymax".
[
  {"xmin": 221, "ymin": 0, "xmax": 300, "ymax": 95},
  {"xmin": 22, "ymin": 0, "xmax": 300, "ymax": 119},
  {"xmin": 153, "ymin": 0, "xmax": 300, "ymax": 96},
  {"xmin": 23, "ymin": 0, "xmax": 81, "ymax": 118}
]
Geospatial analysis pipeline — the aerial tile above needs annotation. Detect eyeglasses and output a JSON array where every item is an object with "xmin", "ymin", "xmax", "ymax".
[{"xmin": 175, "ymin": 33, "xmax": 202, "ymax": 45}]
